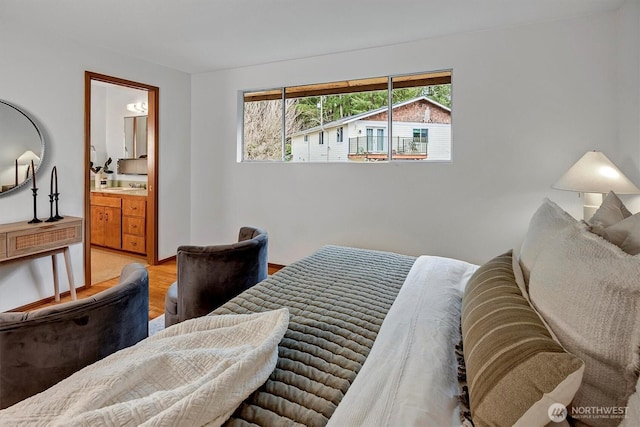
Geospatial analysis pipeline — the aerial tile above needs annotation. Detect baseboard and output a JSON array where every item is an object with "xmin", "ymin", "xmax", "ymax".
[{"xmin": 157, "ymin": 254, "xmax": 177, "ymax": 264}]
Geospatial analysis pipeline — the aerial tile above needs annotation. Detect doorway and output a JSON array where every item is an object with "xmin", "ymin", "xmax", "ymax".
[{"xmin": 84, "ymin": 71, "xmax": 159, "ymax": 287}]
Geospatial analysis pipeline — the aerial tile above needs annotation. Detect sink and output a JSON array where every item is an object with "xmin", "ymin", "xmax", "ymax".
[{"xmin": 100, "ymin": 187, "xmax": 144, "ymax": 192}]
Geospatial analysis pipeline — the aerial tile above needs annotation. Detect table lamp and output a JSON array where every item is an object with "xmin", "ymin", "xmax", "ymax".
[{"xmin": 552, "ymin": 151, "xmax": 640, "ymax": 220}]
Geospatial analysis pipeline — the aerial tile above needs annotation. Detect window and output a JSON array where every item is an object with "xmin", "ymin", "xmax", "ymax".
[
  {"xmin": 413, "ymin": 129, "xmax": 428, "ymax": 142},
  {"xmin": 242, "ymin": 97, "xmax": 283, "ymax": 161},
  {"xmin": 240, "ymin": 70, "xmax": 451, "ymax": 162},
  {"xmin": 366, "ymin": 128, "xmax": 374, "ymax": 151}
]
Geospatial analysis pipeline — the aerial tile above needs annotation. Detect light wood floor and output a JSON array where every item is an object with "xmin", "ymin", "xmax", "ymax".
[
  {"xmin": 30, "ymin": 259, "xmax": 178, "ymax": 320},
  {"xmin": 29, "ymin": 261, "xmax": 283, "ymax": 320}
]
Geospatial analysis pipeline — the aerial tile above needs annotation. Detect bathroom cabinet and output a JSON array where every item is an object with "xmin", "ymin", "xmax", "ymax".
[{"xmin": 90, "ymin": 192, "xmax": 146, "ymax": 255}]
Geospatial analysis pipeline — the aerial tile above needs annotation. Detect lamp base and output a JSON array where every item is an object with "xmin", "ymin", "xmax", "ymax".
[{"xmin": 582, "ymin": 192, "xmax": 604, "ymax": 221}]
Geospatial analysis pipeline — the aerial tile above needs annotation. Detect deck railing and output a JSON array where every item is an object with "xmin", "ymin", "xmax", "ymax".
[{"xmin": 348, "ymin": 136, "xmax": 427, "ymax": 156}]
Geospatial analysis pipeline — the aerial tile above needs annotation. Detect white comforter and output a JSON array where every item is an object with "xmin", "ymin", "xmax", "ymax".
[
  {"xmin": 0, "ymin": 308, "xmax": 289, "ymax": 427},
  {"xmin": 327, "ymin": 255, "xmax": 478, "ymax": 427}
]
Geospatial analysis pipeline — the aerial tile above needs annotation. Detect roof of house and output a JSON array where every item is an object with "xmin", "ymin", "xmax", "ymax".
[{"xmin": 292, "ymin": 96, "xmax": 450, "ymax": 137}]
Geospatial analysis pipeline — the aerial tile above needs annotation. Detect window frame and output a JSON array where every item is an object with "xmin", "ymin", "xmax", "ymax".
[{"xmin": 238, "ymin": 70, "xmax": 452, "ymax": 163}]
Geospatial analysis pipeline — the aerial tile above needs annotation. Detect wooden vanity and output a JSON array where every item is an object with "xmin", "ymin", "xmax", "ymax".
[{"xmin": 90, "ymin": 191, "xmax": 146, "ymax": 255}]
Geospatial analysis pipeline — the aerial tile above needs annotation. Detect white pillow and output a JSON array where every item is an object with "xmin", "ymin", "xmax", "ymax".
[
  {"xmin": 518, "ymin": 198, "xmax": 581, "ymax": 285},
  {"xmin": 512, "ymin": 248, "xmax": 529, "ymax": 301},
  {"xmin": 619, "ymin": 375, "xmax": 640, "ymax": 427},
  {"xmin": 528, "ymin": 222, "xmax": 640, "ymax": 427}
]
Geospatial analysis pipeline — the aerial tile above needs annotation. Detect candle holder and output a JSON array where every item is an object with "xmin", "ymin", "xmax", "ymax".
[
  {"xmin": 46, "ymin": 166, "xmax": 63, "ymax": 222},
  {"xmin": 27, "ymin": 159, "xmax": 41, "ymax": 224},
  {"xmin": 28, "ymin": 187, "xmax": 42, "ymax": 224},
  {"xmin": 54, "ymin": 191, "xmax": 63, "ymax": 221},
  {"xmin": 46, "ymin": 193, "xmax": 57, "ymax": 222}
]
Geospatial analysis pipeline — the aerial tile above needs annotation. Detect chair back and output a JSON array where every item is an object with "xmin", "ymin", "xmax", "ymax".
[
  {"xmin": 0, "ymin": 263, "xmax": 149, "ymax": 409},
  {"xmin": 176, "ymin": 227, "xmax": 268, "ymax": 322}
]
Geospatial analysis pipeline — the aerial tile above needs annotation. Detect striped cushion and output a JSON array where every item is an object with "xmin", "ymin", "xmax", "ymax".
[{"xmin": 461, "ymin": 251, "xmax": 584, "ymax": 426}]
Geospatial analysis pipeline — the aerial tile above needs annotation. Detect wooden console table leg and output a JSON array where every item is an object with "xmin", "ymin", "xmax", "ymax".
[
  {"xmin": 63, "ymin": 247, "xmax": 77, "ymax": 301},
  {"xmin": 51, "ymin": 254, "xmax": 60, "ymax": 302}
]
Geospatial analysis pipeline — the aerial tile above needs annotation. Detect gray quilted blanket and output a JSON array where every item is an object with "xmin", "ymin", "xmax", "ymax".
[{"xmin": 214, "ymin": 245, "xmax": 416, "ymax": 427}]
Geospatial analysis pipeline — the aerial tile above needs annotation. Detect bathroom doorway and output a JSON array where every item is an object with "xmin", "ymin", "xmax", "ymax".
[{"xmin": 84, "ymin": 72, "xmax": 159, "ymax": 287}]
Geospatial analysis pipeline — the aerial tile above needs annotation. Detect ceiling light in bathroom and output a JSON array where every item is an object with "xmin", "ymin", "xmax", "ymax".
[{"xmin": 126, "ymin": 102, "xmax": 148, "ymax": 113}]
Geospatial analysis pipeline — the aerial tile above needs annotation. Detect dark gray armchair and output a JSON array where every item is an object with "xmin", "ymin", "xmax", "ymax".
[
  {"xmin": 164, "ymin": 226, "xmax": 268, "ymax": 328},
  {"xmin": 0, "ymin": 263, "xmax": 149, "ymax": 409}
]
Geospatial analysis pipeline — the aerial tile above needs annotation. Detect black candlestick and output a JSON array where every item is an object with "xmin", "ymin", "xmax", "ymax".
[
  {"xmin": 54, "ymin": 191, "xmax": 63, "ymax": 220},
  {"xmin": 52, "ymin": 167, "xmax": 63, "ymax": 220},
  {"xmin": 46, "ymin": 193, "xmax": 56, "ymax": 222},
  {"xmin": 28, "ymin": 187, "xmax": 42, "ymax": 224},
  {"xmin": 46, "ymin": 167, "xmax": 62, "ymax": 222}
]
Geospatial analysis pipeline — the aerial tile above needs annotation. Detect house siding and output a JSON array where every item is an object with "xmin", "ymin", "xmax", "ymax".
[
  {"xmin": 291, "ymin": 127, "xmax": 349, "ymax": 162},
  {"xmin": 388, "ymin": 122, "xmax": 450, "ymax": 160}
]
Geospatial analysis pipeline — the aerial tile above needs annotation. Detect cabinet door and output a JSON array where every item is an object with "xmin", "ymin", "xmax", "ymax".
[
  {"xmin": 103, "ymin": 206, "xmax": 122, "ymax": 249},
  {"xmin": 90, "ymin": 205, "xmax": 105, "ymax": 246}
]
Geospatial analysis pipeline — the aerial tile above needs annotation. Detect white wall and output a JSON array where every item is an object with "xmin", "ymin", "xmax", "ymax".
[
  {"xmin": 91, "ymin": 86, "xmax": 108, "ymax": 169},
  {"xmin": 0, "ymin": 28, "xmax": 191, "ymax": 311},
  {"xmin": 103, "ymin": 84, "xmax": 148, "ymax": 184},
  {"xmin": 192, "ymin": 9, "xmax": 637, "ymax": 266},
  {"xmin": 616, "ymin": 0, "xmax": 640, "ymax": 213}
]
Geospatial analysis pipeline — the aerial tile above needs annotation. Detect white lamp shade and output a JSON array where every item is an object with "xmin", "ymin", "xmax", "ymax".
[
  {"xmin": 17, "ymin": 150, "xmax": 41, "ymax": 165},
  {"xmin": 552, "ymin": 151, "xmax": 640, "ymax": 194}
]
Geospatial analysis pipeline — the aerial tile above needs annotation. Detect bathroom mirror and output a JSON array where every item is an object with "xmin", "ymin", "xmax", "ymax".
[
  {"xmin": 124, "ymin": 115, "xmax": 147, "ymax": 159},
  {"xmin": 0, "ymin": 100, "xmax": 45, "ymax": 196}
]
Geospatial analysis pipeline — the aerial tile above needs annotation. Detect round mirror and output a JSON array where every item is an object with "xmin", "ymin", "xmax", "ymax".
[{"xmin": 0, "ymin": 100, "xmax": 45, "ymax": 196}]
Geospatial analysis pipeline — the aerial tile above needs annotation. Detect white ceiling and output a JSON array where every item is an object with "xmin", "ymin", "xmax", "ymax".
[{"xmin": 0, "ymin": 0, "xmax": 625, "ymax": 74}]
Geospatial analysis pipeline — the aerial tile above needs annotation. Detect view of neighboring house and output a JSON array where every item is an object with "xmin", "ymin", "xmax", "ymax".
[{"xmin": 290, "ymin": 96, "xmax": 451, "ymax": 162}]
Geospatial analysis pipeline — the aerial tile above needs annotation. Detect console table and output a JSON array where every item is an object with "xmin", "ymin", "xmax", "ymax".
[{"xmin": 0, "ymin": 216, "xmax": 83, "ymax": 301}]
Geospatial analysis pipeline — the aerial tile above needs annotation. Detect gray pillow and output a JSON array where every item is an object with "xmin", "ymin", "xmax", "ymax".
[
  {"xmin": 589, "ymin": 191, "xmax": 640, "ymax": 255},
  {"xmin": 600, "ymin": 213, "xmax": 640, "ymax": 255},
  {"xmin": 589, "ymin": 191, "xmax": 632, "ymax": 229}
]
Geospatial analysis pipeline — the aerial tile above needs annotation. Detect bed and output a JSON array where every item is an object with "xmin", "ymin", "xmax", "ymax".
[
  {"xmin": 1, "ymin": 195, "xmax": 639, "ymax": 427},
  {"xmin": 214, "ymin": 245, "xmax": 477, "ymax": 427}
]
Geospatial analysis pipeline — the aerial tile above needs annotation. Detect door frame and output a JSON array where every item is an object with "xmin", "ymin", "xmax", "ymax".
[{"xmin": 84, "ymin": 71, "xmax": 160, "ymax": 287}]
